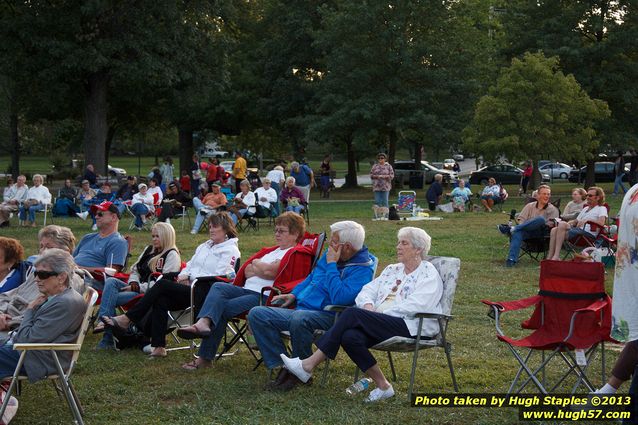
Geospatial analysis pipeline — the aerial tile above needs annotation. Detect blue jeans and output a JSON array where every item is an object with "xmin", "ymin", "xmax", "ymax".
[
  {"xmin": 53, "ymin": 198, "xmax": 79, "ymax": 216},
  {"xmin": 197, "ymin": 283, "xmax": 266, "ymax": 360},
  {"xmin": 230, "ymin": 209, "xmax": 248, "ymax": 224},
  {"xmin": 191, "ymin": 198, "xmax": 211, "ymax": 232},
  {"xmin": 0, "ymin": 343, "xmax": 25, "ymax": 378},
  {"xmin": 98, "ymin": 277, "xmax": 139, "ymax": 345},
  {"xmin": 271, "ymin": 183, "xmax": 281, "ymax": 216},
  {"xmin": 130, "ymin": 203, "xmax": 149, "ymax": 227},
  {"xmin": 373, "ymin": 191, "xmax": 390, "ymax": 208},
  {"xmin": 285, "ymin": 205, "xmax": 303, "ymax": 214},
  {"xmin": 507, "ymin": 216, "xmax": 548, "ymax": 262},
  {"xmin": 19, "ymin": 203, "xmax": 45, "ymax": 223},
  {"xmin": 614, "ymin": 173, "xmax": 627, "ymax": 195},
  {"xmin": 247, "ymin": 306, "xmax": 335, "ymax": 369}
]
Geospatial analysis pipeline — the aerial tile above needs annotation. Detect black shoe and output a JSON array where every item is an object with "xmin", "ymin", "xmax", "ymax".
[
  {"xmin": 497, "ymin": 224, "xmax": 512, "ymax": 235},
  {"xmin": 265, "ymin": 368, "xmax": 290, "ymax": 390}
]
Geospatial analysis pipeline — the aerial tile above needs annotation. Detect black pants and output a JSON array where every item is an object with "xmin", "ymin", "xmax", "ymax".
[
  {"xmin": 158, "ymin": 205, "xmax": 176, "ymax": 222},
  {"xmin": 315, "ymin": 307, "xmax": 412, "ymax": 373},
  {"xmin": 125, "ymin": 279, "xmax": 190, "ymax": 347}
]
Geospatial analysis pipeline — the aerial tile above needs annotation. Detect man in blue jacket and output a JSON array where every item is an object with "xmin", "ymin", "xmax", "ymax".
[{"xmin": 248, "ymin": 220, "xmax": 376, "ymax": 390}]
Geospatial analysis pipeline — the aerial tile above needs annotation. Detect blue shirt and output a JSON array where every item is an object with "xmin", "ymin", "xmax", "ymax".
[
  {"xmin": 291, "ymin": 164, "xmax": 313, "ymax": 187},
  {"xmin": 73, "ymin": 232, "xmax": 128, "ymax": 268},
  {"xmin": 292, "ymin": 247, "xmax": 376, "ymax": 312}
]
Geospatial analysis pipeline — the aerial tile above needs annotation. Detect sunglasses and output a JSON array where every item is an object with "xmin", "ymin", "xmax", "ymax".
[
  {"xmin": 586, "ymin": 194, "xmax": 597, "ymax": 198},
  {"xmin": 34, "ymin": 270, "xmax": 59, "ymax": 279}
]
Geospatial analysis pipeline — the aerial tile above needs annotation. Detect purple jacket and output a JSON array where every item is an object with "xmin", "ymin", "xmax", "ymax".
[{"xmin": 280, "ymin": 186, "xmax": 306, "ymax": 205}]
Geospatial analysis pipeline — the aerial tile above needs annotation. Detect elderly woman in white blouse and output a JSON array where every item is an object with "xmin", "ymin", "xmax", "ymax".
[
  {"xmin": 281, "ymin": 226, "xmax": 443, "ymax": 402},
  {"xmin": 18, "ymin": 174, "xmax": 51, "ymax": 227}
]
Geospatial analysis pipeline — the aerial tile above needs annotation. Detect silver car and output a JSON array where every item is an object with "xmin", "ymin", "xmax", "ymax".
[
  {"xmin": 539, "ymin": 162, "xmax": 572, "ymax": 179},
  {"xmin": 393, "ymin": 160, "xmax": 458, "ymax": 186}
]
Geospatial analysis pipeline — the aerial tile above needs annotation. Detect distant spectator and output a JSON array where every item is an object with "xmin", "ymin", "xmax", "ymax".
[
  {"xmin": 77, "ymin": 180, "xmax": 96, "ymax": 205},
  {"xmin": 52, "ymin": 179, "xmax": 79, "ymax": 217},
  {"xmin": 77, "ymin": 181, "xmax": 115, "ymax": 231},
  {"xmin": 131, "ymin": 184, "xmax": 156, "ymax": 230},
  {"xmin": 115, "ymin": 176, "xmax": 138, "ymax": 210},
  {"xmin": 233, "ymin": 151, "xmax": 248, "ymax": 194},
  {"xmin": 3, "ymin": 177, "xmax": 13, "ymax": 200},
  {"xmin": 18, "ymin": 174, "xmax": 51, "ymax": 227},
  {"xmin": 449, "ymin": 179, "xmax": 472, "ymax": 212},
  {"xmin": 480, "ymin": 177, "xmax": 500, "ymax": 212},
  {"xmin": 190, "ymin": 183, "xmax": 227, "ymax": 234},
  {"xmin": 613, "ymin": 151, "xmax": 627, "ymax": 196},
  {"xmin": 228, "ymin": 180, "xmax": 256, "ymax": 224},
  {"xmin": 561, "ymin": 188, "xmax": 586, "ymax": 221},
  {"xmin": 319, "ymin": 155, "xmax": 332, "ymax": 198},
  {"xmin": 0, "ymin": 175, "xmax": 28, "ymax": 227},
  {"xmin": 425, "ymin": 174, "xmax": 443, "ymax": 211},
  {"xmin": 206, "ymin": 157, "xmax": 219, "ymax": 187},
  {"xmin": 190, "ymin": 154, "xmax": 201, "ymax": 197},
  {"xmin": 629, "ymin": 148, "xmax": 638, "ymax": 186},
  {"xmin": 159, "ymin": 182, "xmax": 192, "ymax": 223},
  {"xmin": 83, "ymin": 164, "xmax": 98, "ymax": 188},
  {"xmin": 280, "ymin": 176, "xmax": 306, "ymax": 215},
  {"xmin": 266, "ymin": 165, "xmax": 285, "ymax": 216},
  {"xmin": 180, "ymin": 170, "xmax": 191, "ymax": 193},
  {"xmin": 254, "ymin": 178, "xmax": 278, "ymax": 216},
  {"xmin": 290, "ymin": 160, "xmax": 314, "ymax": 204},
  {"xmin": 521, "ymin": 161, "xmax": 532, "ymax": 195},
  {"xmin": 159, "ymin": 157, "xmax": 174, "ymax": 192},
  {"xmin": 147, "ymin": 178, "xmax": 163, "ymax": 204},
  {"xmin": 148, "ymin": 166, "xmax": 162, "ymax": 187},
  {"xmin": 370, "ymin": 153, "xmax": 394, "ymax": 208}
]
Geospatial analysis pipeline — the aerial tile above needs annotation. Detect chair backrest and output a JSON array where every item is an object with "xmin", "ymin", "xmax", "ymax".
[
  {"xmin": 397, "ymin": 191, "xmax": 416, "ymax": 215},
  {"xmin": 311, "ymin": 232, "xmax": 326, "ymax": 268},
  {"xmin": 69, "ymin": 287, "xmax": 99, "ymax": 369},
  {"xmin": 425, "ymin": 256, "xmax": 460, "ymax": 317}
]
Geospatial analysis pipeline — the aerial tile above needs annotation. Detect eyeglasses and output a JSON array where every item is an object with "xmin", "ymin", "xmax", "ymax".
[
  {"xmin": 274, "ymin": 228, "xmax": 289, "ymax": 234},
  {"xmin": 34, "ymin": 270, "xmax": 59, "ymax": 280},
  {"xmin": 96, "ymin": 212, "xmax": 105, "ymax": 217},
  {"xmin": 587, "ymin": 194, "xmax": 597, "ymax": 198}
]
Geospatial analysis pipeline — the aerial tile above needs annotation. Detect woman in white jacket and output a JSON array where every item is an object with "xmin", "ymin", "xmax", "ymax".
[
  {"xmin": 130, "ymin": 183, "xmax": 156, "ymax": 230},
  {"xmin": 102, "ymin": 212, "xmax": 240, "ymax": 357},
  {"xmin": 18, "ymin": 174, "xmax": 51, "ymax": 227},
  {"xmin": 94, "ymin": 222, "xmax": 180, "ymax": 350},
  {"xmin": 281, "ymin": 227, "xmax": 443, "ymax": 402}
]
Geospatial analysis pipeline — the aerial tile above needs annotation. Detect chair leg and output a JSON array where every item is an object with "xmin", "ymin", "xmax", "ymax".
[
  {"xmin": 0, "ymin": 352, "xmax": 26, "ymax": 420},
  {"xmin": 51, "ymin": 351, "xmax": 84, "ymax": 425},
  {"xmin": 320, "ymin": 359, "xmax": 331, "ymax": 387},
  {"xmin": 444, "ymin": 342, "xmax": 459, "ymax": 392},
  {"xmin": 387, "ymin": 352, "xmax": 397, "ymax": 381}
]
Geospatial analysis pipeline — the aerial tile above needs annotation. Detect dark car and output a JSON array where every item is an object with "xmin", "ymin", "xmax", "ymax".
[
  {"xmin": 393, "ymin": 160, "xmax": 457, "ymax": 188},
  {"xmin": 469, "ymin": 164, "xmax": 550, "ymax": 185},
  {"xmin": 568, "ymin": 162, "xmax": 629, "ymax": 183}
]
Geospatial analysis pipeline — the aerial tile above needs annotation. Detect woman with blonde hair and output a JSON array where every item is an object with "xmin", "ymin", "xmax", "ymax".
[
  {"xmin": 94, "ymin": 222, "xmax": 181, "ymax": 349},
  {"xmin": 561, "ymin": 188, "xmax": 587, "ymax": 221}
]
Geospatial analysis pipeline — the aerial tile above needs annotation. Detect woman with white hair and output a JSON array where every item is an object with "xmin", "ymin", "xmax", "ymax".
[
  {"xmin": 280, "ymin": 226, "xmax": 443, "ymax": 402},
  {"xmin": 279, "ymin": 176, "xmax": 306, "ymax": 214},
  {"xmin": 18, "ymin": 174, "xmax": 51, "ymax": 227}
]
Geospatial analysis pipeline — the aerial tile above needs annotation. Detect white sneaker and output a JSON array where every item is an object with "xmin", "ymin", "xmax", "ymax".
[
  {"xmin": 142, "ymin": 344, "xmax": 152, "ymax": 354},
  {"xmin": 166, "ymin": 218, "xmax": 171, "ymax": 224},
  {"xmin": 91, "ymin": 224, "xmax": 98, "ymax": 231},
  {"xmin": 190, "ymin": 230, "xmax": 197, "ymax": 235},
  {"xmin": 280, "ymin": 354, "xmax": 312, "ymax": 383},
  {"xmin": 76, "ymin": 211, "xmax": 89, "ymax": 220},
  {"xmin": 364, "ymin": 385, "xmax": 395, "ymax": 402}
]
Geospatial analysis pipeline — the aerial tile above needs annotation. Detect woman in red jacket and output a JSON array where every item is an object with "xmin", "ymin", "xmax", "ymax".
[{"xmin": 178, "ymin": 212, "xmax": 316, "ymax": 369}]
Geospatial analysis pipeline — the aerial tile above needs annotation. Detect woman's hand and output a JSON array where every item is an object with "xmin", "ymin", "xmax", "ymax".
[
  {"xmin": 28, "ymin": 294, "xmax": 47, "ymax": 310},
  {"xmin": 0, "ymin": 313, "xmax": 12, "ymax": 331},
  {"xmin": 177, "ymin": 277, "xmax": 190, "ymax": 285},
  {"xmin": 272, "ymin": 294, "xmax": 296, "ymax": 308},
  {"xmin": 363, "ymin": 303, "xmax": 375, "ymax": 311}
]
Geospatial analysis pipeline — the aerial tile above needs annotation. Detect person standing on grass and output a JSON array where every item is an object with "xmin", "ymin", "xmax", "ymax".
[
  {"xmin": 613, "ymin": 151, "xmax": 628, "ymax": 196},
  {"xmin": 370, "ymin": 153, "xmax": 394, "ymax": 209},
  {"xmin": 290, "ymin": 161, "xmax": 314, "ymax": 204},
  {"xmin": 520, "ymin": 161, "xmax": 532, "ymax": 195},
  {"xmin": 425, "ymin": 174, "xmax": 443, "ymax": 212},
  {"xmin": 233, "ymin": 151, "xmax": 247, "ymax": 194}
]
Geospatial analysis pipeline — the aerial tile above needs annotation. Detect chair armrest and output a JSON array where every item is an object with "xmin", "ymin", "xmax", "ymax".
[
  {"xmin": 564, "ymin": 298, "xmax": 610, "ymax": 342},
  {"xmin": 481, "ymin": 295, "xmax": 542, "ymax": 313},
  {"xmin": 323, "ymin": 305, "xmax": 348, "ymax": 312},
  {"xmin": 193, "ymin": 275, "xmax": 231, "ymax": 285},
  {"xmin": 414, "ymin": 312, "xmax": 453, "ymax": 320},
  {"xmin": 13, "ymin": 343, "xmax": 81, "ymax": 351}
]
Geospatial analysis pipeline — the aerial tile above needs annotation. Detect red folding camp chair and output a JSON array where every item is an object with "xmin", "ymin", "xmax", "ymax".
[{"xmin": 482, "ymin": 260, "xmax": 616, "ymax": 394}]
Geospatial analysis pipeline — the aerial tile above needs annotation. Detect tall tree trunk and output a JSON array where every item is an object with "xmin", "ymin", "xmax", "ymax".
[
  {"xmin": 585, "ymin": 158, "xmax": 596, "ymax": 188},
  {"xmin": 178, "ymin": 127, "xmax": 194, "ymax": 176},
  {"xmin": 344, "ymin": 135, "xmax": 358, "ymax": 188},
  {"xmin": 9, "ymin": 107, "xmax": 19, "ymax": 179},
  {"xmin": 414, "ymin": 142, "xmax": 423, "ymax": 164},
  {"xmin": 83, "ymin": 71, "xmax": 110, "ymax": 175},
  {"xmin": 105, "ymin": 125, "xmax": 116, "ymax": 168},
  {"xmin": 388, "ymin": 130, "xmax": 397, "ymax": 165}
]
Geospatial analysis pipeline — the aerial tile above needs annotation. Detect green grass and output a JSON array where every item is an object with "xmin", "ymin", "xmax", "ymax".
[{"xmin": 3, "ymin": 185, "xmax": 626, "ymax": 425}]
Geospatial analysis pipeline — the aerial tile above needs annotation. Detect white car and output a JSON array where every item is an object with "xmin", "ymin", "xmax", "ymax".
[
  {"xmin": 539, "ymin": 162, "xmax": 572, "ymax": 179},
  {"xmin": 108, "ymin": 165, "xmax": 127, "ymax": 177},
  {"xmin": 452, "ymin": 154, "xmax": 464, "ymax": 162}
]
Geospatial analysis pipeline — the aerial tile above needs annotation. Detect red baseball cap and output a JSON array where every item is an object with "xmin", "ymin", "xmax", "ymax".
[{"xmin": 90, "ymin": 201, "xmax": 121, "ymax": 218}]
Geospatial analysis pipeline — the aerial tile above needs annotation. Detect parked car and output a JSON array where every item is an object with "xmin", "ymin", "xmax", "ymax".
[
  {"xmin": 393, "ymin": 160, "xmax": 457, "ymax": 188},
  {"xmin": 108, "ymin": 165, "xmax": 127, "ymax": 178},
  {"xmin": 568, "ymin": 162, "xmax": 630, "ymax": 183},
  {"xmin": 443, "ymin": 159, "xmax": 456, "ymax": 170},
  {"xmin": 539, "ymin": 162, "xmax": 573, "ymax": 179},
  {"xmin": 537, "ymin": 160, "xmax": 552, "ymax": 169},
  {"xmin": 469, "ymin": 164, "xmax": 550, "ymax": 185},
  {"xmin": 452, "ymin": 153, "xmax": 464, "ymax": 162}
]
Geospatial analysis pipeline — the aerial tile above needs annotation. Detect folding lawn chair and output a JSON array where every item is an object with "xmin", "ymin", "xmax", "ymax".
[
  {"xmin": 0, "ymin": 287, "xmax": 98, "ymax": 425},
  {"xmin": 397, "ymin": 191, "xmax": 416, "ymax": 217},
  {"xmin": 482, "ymin": 260, "xmax": 617, "ymax": 395},
  {"xmin": 563, "ymin": 203, "xmax": 612, "ymax": 260}
]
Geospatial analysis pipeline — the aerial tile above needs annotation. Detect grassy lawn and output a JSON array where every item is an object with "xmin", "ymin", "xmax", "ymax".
[{"xmin": 2, "ymin": 183, "xmax": 626, "ymax": 424}]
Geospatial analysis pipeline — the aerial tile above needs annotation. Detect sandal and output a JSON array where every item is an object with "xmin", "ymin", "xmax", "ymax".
[
  {"xmin": 181, "ymin": 359, "xmax": 212, "ymax": 371},
  {"xmin": 101, "ymin": 315, "xmax": 129, "ymax": 333},
  {"xmin": 92, "ymin": 322, "xmax": 106, "ymax": 334},
  {"xmin": 176, "ymin": 323, "xmax": 212, "ymax": 340}
]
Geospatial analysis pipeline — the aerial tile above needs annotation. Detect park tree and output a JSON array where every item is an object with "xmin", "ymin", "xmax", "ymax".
[
  {"xmin": 463, "ymin": 52, "xmax": 610, "ymax": 188},
  {"xmin": 305, "ymin": 0, "xmax": 488, "ymax": 187},
  {"xmin": 498, "ymin": 0, "xmax": 638, "ymax": 186},
  {"xmin": 0, "ymin": 1, "xmax": 221, "ymax": 175}
]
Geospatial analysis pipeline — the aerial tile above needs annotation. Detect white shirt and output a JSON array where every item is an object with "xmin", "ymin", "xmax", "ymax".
[
  {"xmin": 266, "ymin": 169, "xmax": 285, "ymax": 185},
  {"xmin": 178, "ymin": 238, "xmax": 240, "ymax": 282},
  {"xmin": 132, "ymin": 192, "xmax": 156, "ymax": 212},
  {"xmin": 243, "ymin": 247, "xmax": 291, "ymax": 294},
  {"xmin": 234, "ymin": 191, "xmax": 256, "ymax": 214},
  {"xmin": 577, "ymin": 205, "xmax": 608, "ymax": 234},
  {"xmin": 25, "ymin": 185, "xmax": 52, "ymax": 204},
  {"xmin": 3, "ymin": 184, "xmax": 28, "ymax": 204},
  {"xmin": 254, "ymin": 187, "xmax": 278, "ymax": 209}
]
